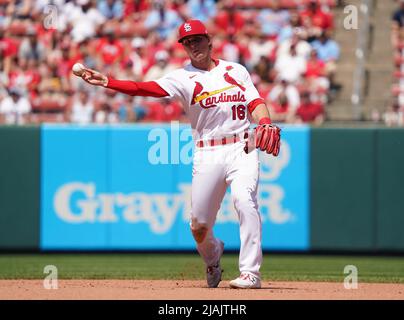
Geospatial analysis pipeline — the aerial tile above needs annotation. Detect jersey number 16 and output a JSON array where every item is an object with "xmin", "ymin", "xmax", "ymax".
[{"xmin": 231, "ymin": 104, "xmax": 246, "ymax": 120}]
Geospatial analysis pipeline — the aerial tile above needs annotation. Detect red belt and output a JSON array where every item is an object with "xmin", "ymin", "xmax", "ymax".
[{"xmin": 196, "ymin": 132, "xmax": 248, "ymax": 148}]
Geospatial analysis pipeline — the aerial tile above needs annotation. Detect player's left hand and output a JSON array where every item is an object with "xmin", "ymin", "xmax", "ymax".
[{"xmin": 254, "ymin": 124, "xmax": 281, "ymax": 156}]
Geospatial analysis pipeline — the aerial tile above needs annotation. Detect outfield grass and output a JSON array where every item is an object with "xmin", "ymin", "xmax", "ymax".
[{"xmin": 0, "ymin": 254, "xmax": 403, "ymax": 283}]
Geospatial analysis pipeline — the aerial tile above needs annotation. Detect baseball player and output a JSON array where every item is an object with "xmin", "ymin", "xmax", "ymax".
[{"xmin": 77, "ymin": 19, "xmax": 281, "ymax": 289}]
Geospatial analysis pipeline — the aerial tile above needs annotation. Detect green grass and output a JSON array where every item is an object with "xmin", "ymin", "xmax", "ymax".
[{"xmin": 0, "ymin": 254, "xmax": 403, "ymax": 283}]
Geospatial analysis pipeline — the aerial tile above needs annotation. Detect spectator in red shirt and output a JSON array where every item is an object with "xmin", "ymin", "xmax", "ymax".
[
  {"xmin": 58, "ymin": 46, "xmax": 75, "ymax": 79},
  {"xmin": 123, "ymin": 0, "xmax": 149, "ymax": 19},
  {"xmin": 214, "ymin": 1, "xmax": 245, "ymax": 37},
  {"xmin": 24, "ymin": 59, "xmax": 41, "ymax": 92},
  {"xmin": 144, "ymin": 31, "xmax": 167, "ymax": 65},
  {"xmin": 0, "ymin": 27, "xmax": 18, "ymax": 58},
  {"xmin": 295, "ymin": 91, "xmax": 324, "ymax": 125},
  {"xmin": 8, "ymin": 58, "xmax": 40, "ymax": 94},
  {"xmin": 145, "ymin": 97, "xmax": 183, "ymax": 122},
  {"xmin": 161, "ymin": 98, "xmax": 183, "ymax": 122},
  {"xmin": 96, "ymin": 29, "xmax": 124, "ymax": 68},
  {"xmin": 301, "ymin": 0, "xmax": 333, "ymax": 40},
  {"xmin": 0, "ymin": 27, "xmax": 18, "ymax": 75},
  {"xmin": 304, "ymin": 49, "xmax": 329, "ymax": 91},
  {"xmin": 269, "ymin": 90, "xmax": 296, "ymax": 123},
  {"xmin": 119, "ymin": 0, "xmax": 150, "ymax": 37}
]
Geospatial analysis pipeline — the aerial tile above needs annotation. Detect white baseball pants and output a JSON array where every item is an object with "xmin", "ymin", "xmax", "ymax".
[{"xmin": 190, "ymin": 140, "xmax": 262, "ymax": 278}]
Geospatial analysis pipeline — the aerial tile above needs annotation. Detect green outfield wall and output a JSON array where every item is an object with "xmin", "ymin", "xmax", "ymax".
[
  {"xmin": 310, "ymin": 128, "xmax": 404, "ymax": 252},
  {"xmin": 0, "ymin": 125, "xmax": 403, "ymax": 251},
  {"xmin": 375, "ymin": 129, "xmax": 404, "ymax": 250},
  {"xmin": 0, "ymin": 126, "xmax": 40, "ymax": 249}
]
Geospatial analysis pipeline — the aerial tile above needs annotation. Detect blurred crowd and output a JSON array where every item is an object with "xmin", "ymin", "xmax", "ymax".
[
  {"xmin": 0, "ymin": 0, "xmax": 340, "ymax": 126},
  {"xmin": 389, "ymin": 0, "xmax": 404, "ymax": 126}
]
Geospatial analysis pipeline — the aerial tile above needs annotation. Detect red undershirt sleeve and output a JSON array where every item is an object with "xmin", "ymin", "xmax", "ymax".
[
  {"xmin": 247, "ymin": 97, "xmax": 266, "ymax": 114},
  {"xmin": 106, "ymin": 77, "xmax": 169, "ymax": 97}
]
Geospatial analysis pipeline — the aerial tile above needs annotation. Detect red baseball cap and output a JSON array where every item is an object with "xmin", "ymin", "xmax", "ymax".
[{"xmin": 178, "ymin": 20, "xmax": 209, "ymax": 43}]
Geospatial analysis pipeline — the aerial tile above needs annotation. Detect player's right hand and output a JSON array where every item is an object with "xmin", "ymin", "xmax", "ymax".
[
  {"xmin": 254, "ymin": 124, "xmax": 281, "ymax": 156},
  {"xmin": 81, "ymin": 67, "xmax": 108, "ymax": 87}
]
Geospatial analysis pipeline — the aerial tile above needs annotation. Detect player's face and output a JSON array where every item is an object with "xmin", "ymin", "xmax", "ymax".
[{"xmin": 181, "ymin": 35, "xmax": 211, "ymax": 62}]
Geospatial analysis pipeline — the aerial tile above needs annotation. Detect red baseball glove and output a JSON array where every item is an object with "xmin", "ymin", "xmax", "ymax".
[{"xmin": 254, "ymin": 124, "xmax": 281, "ymax": 156}]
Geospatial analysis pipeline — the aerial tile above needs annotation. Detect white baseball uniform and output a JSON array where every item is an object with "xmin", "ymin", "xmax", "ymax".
[{"xmin": 155, "ymin": 59, "xmax": 263, "ymax": 278}]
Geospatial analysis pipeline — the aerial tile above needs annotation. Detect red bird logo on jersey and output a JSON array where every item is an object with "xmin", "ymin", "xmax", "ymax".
[
  {"xmin": 223, "ymin": 72, "xmax": 246, "ymax": 92},
  {"xmin": 191, "ymin": 81, "xmax": 204, "ymax": 105}
]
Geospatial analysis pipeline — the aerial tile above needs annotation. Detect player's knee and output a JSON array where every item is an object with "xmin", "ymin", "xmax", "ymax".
[
  {"xmin": 191, "ymin": 226, "xmax": 208, "ymax": 243},
  {"xmin": 190, "ymin": 221, "xmax": 208, "ymax": 243}
]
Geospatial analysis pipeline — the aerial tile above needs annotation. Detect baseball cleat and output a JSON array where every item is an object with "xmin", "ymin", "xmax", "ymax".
[
  {"xmin": 229, "ymin": 272, "xmax": 261, "ymax": 289},
  {"xmin": 206, "ymin": 240, "xmax": 224, "ymax": 288}
]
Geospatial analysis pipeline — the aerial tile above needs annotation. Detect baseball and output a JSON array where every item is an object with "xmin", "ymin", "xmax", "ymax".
[{"xmin": 72, "ymin": 63, "xmax": 85, "ymax": 76}]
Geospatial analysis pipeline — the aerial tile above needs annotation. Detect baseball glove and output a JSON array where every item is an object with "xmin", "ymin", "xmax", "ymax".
[{"xmin": 253, "ymin": 124, "xmax": 281, "ymax": 156}]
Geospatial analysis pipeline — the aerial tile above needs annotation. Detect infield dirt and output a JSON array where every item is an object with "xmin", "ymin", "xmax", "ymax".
[{"xmin": 1, "ymin": 279, "xmax": 404, "ymax": 300}]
